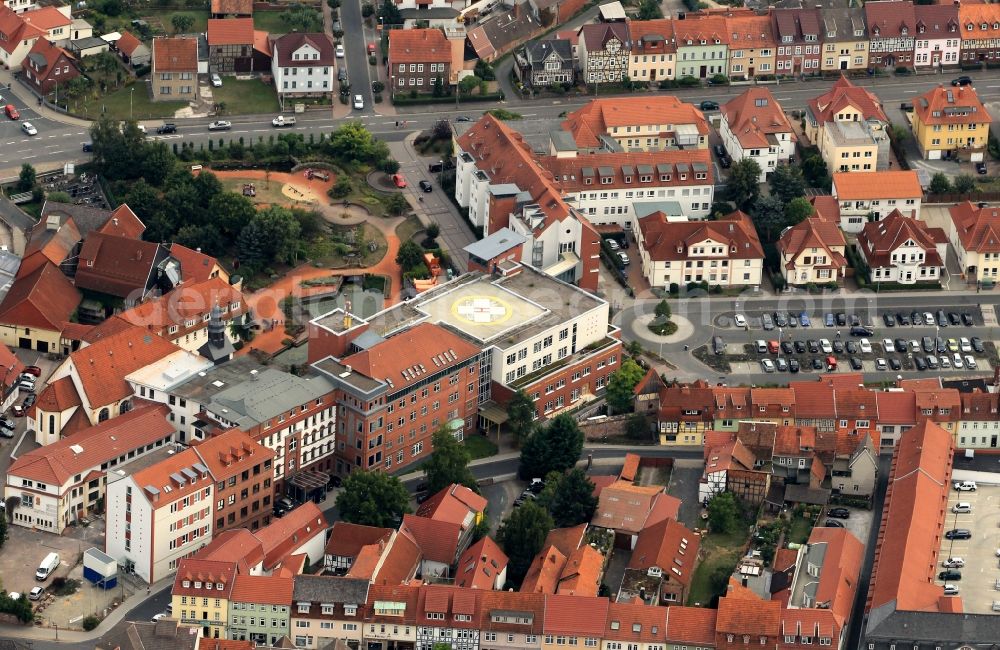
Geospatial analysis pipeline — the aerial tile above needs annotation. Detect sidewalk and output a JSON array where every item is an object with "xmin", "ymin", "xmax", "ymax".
[
  {"xmin": 0, "ymin": 578, "xmax": 175, "ymax": 643},
  {"xmin": 0, "ymin": 69, "xmax": 91, "ymax": 128}
]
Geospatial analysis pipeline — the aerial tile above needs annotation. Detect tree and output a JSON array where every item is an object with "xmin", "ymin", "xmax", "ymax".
[
  {"xmin": 637, "ymin": 0, "xmax": 663, "ymax": 20},
  {"xmin": 605, "ymin": 357, "xmax": 645, "ymax": 415},
  {"xmin": 506, "ymin": 390, "xmax": 536, "ymax": 446},
  {"xmin": 625, "ymin": 413, "xmax": 650, "ymax": 441},
  {"xmin": 432, "ymin": 119, "xmax": 452, "ymax": 141},
  {"xmin": 749, "ymin": 195, "xmax": 787, "ymax": 242},
  {"xmin": 396, "ymin": 239, "xmax": 425, "ymax": 270},
  {"xmin": 16, "ymin": 163, "xmax": 35, "ymax": 192},
  {"xmin": 171, "ymin": 13, "xmax": 194, "ymax": 33},
  {"xmin": 929, "ymin": 172, "xmax": 952, "ymax": 195},
  {"xmin": 140, "ymin": 142, "xmax": 176, "ymax": 186},
  {"xmin": 519, "ymin": 414, "xmax": 584, "ymax": 479},
  {"xmin": 327, "ymin": 121, "xmax": 378, "ymax": 164},
  {"xmin": 785, "ymin": 196, "xmax": 814, "ymax": 225},
  {"xmin": 335, "ymin": 471, "xmax": 411, "ymax": 527},
  {"xmin": 425, "ymin": 222, "xmax": 441, "ymax": 241},
  {"xmin": 331, "ymin": 175, "xmax": 353, "ymax": 198},
  {"xmin": 175, "ymin": 224, "xmax": 225, "ymax": 256},
  {"xmin": 654, "ymin": 299, "xmax": 671, "ymax": 320},
  {"xmin": 378, "ymin": 0, "xmax": 403, "ymax": 25},
  {"xmin": 209, "ymin": 191, "xmax": 256, "ymax": 237},
  {"xmin": 474, "ymin": 59, "xmax": 495, "ymax": 81},
  {"xmin": 727, "ymin": 158, "xmax": 762, "ymax": 210},
  {"xmin": 801, "ymin": 154, "xmax": 830, "ymax": 190},
  {"xmin": 953, "ymin": 174, "xmax": 976, "ymax": 195},
  {"xmin": 237, "ymin": 206, "xmax": 302, "ymax": 271},
  {"xmin": 384, "ymin": 192, "xmax": 409, "ymax": 216},
  {"xmin": 423, "ymin": 425, "xmax": 477, "ymax": 494},
  {"xmin": 707, "ymin": 492, "xmax": 740, "ymax": 534},
  {"xmin": 537, "ymin": 469, "xmax": 598, "ymax": 527},
  {"xmin": 497, "ymin": 500, "xmax": 554, "ymax": 584},
  {"xmin": 459, "ymin": 75, "xmax": 482, "ymax": 96},
  {"xmin": 768, "ymin": 164, "xmax": 806, "ymax": 204}
]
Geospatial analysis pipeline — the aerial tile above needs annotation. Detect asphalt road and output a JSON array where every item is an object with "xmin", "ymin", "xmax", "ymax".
[{"xmin": 5, "ymin": 69, "xmax": 1000, "ymax": 177}]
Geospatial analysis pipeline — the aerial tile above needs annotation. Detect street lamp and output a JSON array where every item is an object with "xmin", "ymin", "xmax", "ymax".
[{"xmin": 130, "ymin": 87, "xmax": 134, "ymax": 120}]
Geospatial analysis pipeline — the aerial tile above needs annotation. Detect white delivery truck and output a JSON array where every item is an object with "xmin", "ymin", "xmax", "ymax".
[{"xmin": 36, "ymin": 552, "xmax": 59, "ymax": 581}]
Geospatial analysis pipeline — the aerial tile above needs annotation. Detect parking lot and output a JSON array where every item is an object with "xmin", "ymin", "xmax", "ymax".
[
  {"xmin": 712, "ymin": 306, "xmax": 996, "ymax": 378},
  {"xmin": 822, "ymin": 504, "xmax": 874, "ymax": 546},
  {"xmin": 935, "ymin": 483, "xmax": 1000, "ymax": 614}
]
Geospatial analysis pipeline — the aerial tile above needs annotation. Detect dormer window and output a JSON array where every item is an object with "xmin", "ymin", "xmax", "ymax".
[
  {"xmin": 624, "ymin": 176, "xmax": 632, "ymax": 183},
  {"xmin": 660, "ymin": 174, "xmax": 671, "ymax": 181},
  {"xmin": 918, "ymin": 25, "xmax": 925, "ymax": 33},
  {"xmin": 873, "ymin": 26, "xmax": 880, "ymax": 36},
  {"xmin": 993, "ymin": 22, "xmax": 999, "ymax": 29},
  {"xmin": 982, "ymin": 23, "xmax": 988, "ymax": 30},
  {"xmin": 699, "ymin": 39, "xmax": 706, "ymax": 45},
  {"xmin": 900, "ymin": 27, "xmax": 908, "ymax": 36},
  {"xmin": 585, "ymin": 178, "xmax": 592, "ymax": 185}
]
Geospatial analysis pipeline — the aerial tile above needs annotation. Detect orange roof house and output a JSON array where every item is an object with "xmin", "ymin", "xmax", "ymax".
[
  {"xmin": 324, "ymin": 522, "xmax": 394, "ymax": 573},
  {"xmin": 720, "ymin": 88, "xmax": 795, "ymax": 179},
  {"xmin": 857, "ymin": 210, "xmax": 947, "ymax": 285},
  {"xmin": 114, "ymin": 31, "xmax": 151, "ymax": 67},
  {"xmin": 591, "ymin": 480, "xmax": 681, "ymax": 536},
  {"xmin": 211, "ymin": 0, "xmax": 253, "ymax": 17},
  {"xmin": 561, "ymin": 95, "xmax": 709, "ymax": 150},
  {"xmin": 169, "ymin": 243, "xmax": 229, "ymax": 284},
  {"xmin": 152, "ymin": 36, "xmax": 198, "ymax": 73},
  {"xmin": 715, "ymin": 579, "xmax": 781, "ymax": 650},
  {"xmin": 0, "ymin": 255, "xmax": 81, "ymax": 344},
  {"xmin": 454, "ymin": 536, "xmax": 508, "ymax": 590},
  {"xmin": 776, "ymin": 214, "xmax": 848, "ymax": 287},
  {"xmin": 415, "ymin": 483, "xmax": 488, "ymax": 530},
  {"xmin": 832, "ymin": 170, "xmax": 923, "ymax": 226}
]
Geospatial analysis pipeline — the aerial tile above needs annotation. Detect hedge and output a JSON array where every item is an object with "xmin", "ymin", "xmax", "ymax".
[{"xmin": 391, "ymin": 92, "xmax": 503, "ymax": 106}]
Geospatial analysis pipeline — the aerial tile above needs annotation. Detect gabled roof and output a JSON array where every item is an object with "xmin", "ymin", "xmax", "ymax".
[
  {"xmin": 415, "ymin": 483, "xmax": 488, "ymax": 528},
  {"xmin": 950, "ymin": 201, "xmax": 1000, "ymax": 253},
  {"xmin": 0, "ymin": 257, "xmax": 80, "ymax": 332},
  {"xmin": 833, "ymin": 170, "xmax": 922, "ymax": 200},
  {"xmin": 859, "ymin": 210, "xmax": 945, "ymax": 269},
  {"xmin": 805, "ymin": 526, "xmax": 864, "ymax": 626},
  {"xmin": 808, "ymin": 75, "xmax": 887, "ymax": 125},
  {"xmin": 521, "ymin": 545, "xmax": 567, "ymax": 594},
  {"xmin": 292, "ymin": 575, "xmax": 370, "ymax": 604},
  {"xmin": 562, "ymin": 96, "xmax": 708, "ymax": 148},
  {"xmin": 24, "ymin": 38, "xmax": 72, "ymax": 76},
  {"xmin": 190, "ymin": 428, "xmax": 274, "ymax": 480},
  {"xmin": 115, "ymin": 31, "xmax": 145, "ymax": 57},
  {"xmin": 555, "ymin": 545, "xmax": 603, "ymax": 596},
  {"xmin": 664, "ymin": 606, "xmax": 717, "ymax": 644},
  {"xmin": 579, "ymin": 21, "xmax": 630, "ymax": 52},
  {"xmin": 716, "ymin": 578, "xmax": 781, "ymax": 636},
  {"xmin": 40, "ymin": 201, "xmax": 112, "ymax": 237},
  {"xmin": 726, "ymin": 13, "xmax": 775, "ymax": 48},
  {"xmin": 591, "ymin": 481, "xmax": 681, "ymax": 534},
  {"xmin": 24, "ymin": 215, "xmax": 80, "ymax": 267},
  {"xmin": 389, "ymin": 28, "xmax": 451, "ymax": 64},
  {"xmin": 98, "ymin": 204, "xmax": 146, "ymax": 239},
  {"xmin": 638, "ymin": 210, "xmax": 763, "ymax": 263},
  {"xmin": 118, "ymin": 277, "xmax": 244, "ymax": 332},
  {"xmin": 479, "ymin": 591, "xmax": 545, "ymax": 633},
  {"xmin": 455, "ymin": 536, "xmax": 508, "ymax": 590},
  {"xmin": 325, "ymin": 522, "xmax": 394, "ymax": 559},
  {"xmin": 542, "ymin": 594, "xmax": 609, "ymax": 637},
  {"xmin": 399, "ymin": 513, "xmax": 461, "ymax": 565},
  {"xmin": 67, "ymin": 325, "xmax": 182, "ymax": 409},
  {"xmin": 959, "ymin": 2, "xmax": 1000, "ymax": 38},
  {"xmin": 230, "ymin": 573, "xmax": 294, "ymax": 606},
  {"xmin": 21, "ymin": 6, "xmax": 71, "ymax": 31},
  {"xmin": 866, "ymin": 421, "xmax": 953, "ymax": 616},
  {"xmin": 33, "ymin": 375, "xmax": 82, "ymax": 414},
  {"xmin": 153, "ymin": 37, "xmax": 198, "ymax": 72},
  {"xmin": 913, "ymin": 3, "xmax": 959, "ymax": 37},
  {"xmin": 0, "ymin": 6, "xmax": 43, "ymax": 55},
  {"xmin": 207, "ymin": 17, "xmax": 253, "ymax": 45},
  {"xmin": 673, "ymin": 15, "xmax": 729, "ymax": 44},
  {"xmin": 865, "ymin": 0, "xmax": 916, "ymax": 39},
  {"xmin": 777, "ymin": 215, "xmax": 847, "ymax": 268},
  {"xmin": 194, "ymin": 529, "xmax": 265, "ymax": 571},
  {"xmin": 604, "ymin": 601, "xmax": 668, "ymax": 642},
  {"xmin": 370, "ymin": 529, "xmax": 421, "ymax": 586},
  {"xmin": 915, "ymin": 84, "xmax": 990, "ymax": 127},
  {"xmin": 722, "ymin": 87, "xmax": 795, "ymax": 149},
  {"xmin": 169, "ymin": 243, "xmax": 223, "ymax": 284},
  {"xmin": 254, "ymin": 501, "xmax": 326, "ymax": 569},
  {"xmin": 172, "ymin": 559, "xmax": 237, "ymax": 598},
  {"xmin": 75, "ymin": 232, "xmax": 164, "ymax": 298},
  {"xmin": 628, "ymin": 19, "xmax": 676, "ymax": 53},
  {"xmin": 273, "ymin": 32, "xmax": 334, "ymax": 67},
  {"xmin": 7, "ymin": 404, "xmax": 172, "ymax": 486},
  {"xmin": 628, "ymin": 518, "xmax": 700, "ymax": 587}
]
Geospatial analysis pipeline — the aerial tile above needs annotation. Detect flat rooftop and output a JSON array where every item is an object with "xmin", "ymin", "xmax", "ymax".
[{"xmin": 315, "ymin": 267, "xmax": 606, "ymax": 351}]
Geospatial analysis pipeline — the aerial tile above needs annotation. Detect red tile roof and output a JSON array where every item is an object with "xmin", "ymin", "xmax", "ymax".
[
  {"xmin": 858, "ymin": 210, "xmax": 945, "ymax": 270},
  {"xmin": 638, "ymin": 210, "xmax": 763, "ymax": 264},
  {"xmin": 806, "ymin": 527, "xmax": 864, "ymax": 626},
  {"xmin": 172, "ymin": 559, "xmax": 237, "ymax": 598},
  {"xmin": 8, "ymin": 404, "xmax": 172, "ymax": 486},
  {"xmin": 915, "ymin": 84, "xmax": 990, "ymax": 127},
  {"xmin": 115, "ymin": 31, "xmax": 144, "ymax": 57},
  {"xmin": 325, "ymin": 522, "xmax": 394, "ymax": 559},
  {"xmin": 604, "ymin": 601, "xmax": 667, "ymax": 642},
  {"xmin": 0, "ymin": 6, "xmax": 43, "ymax": 55},
  {"xmin": 865, "ymin": 0, "xmax": 917, "ymax": 38},
  {"xmin": 170, "ymin": 244, "xmax": 224, "ymax": 284},
  {"xmin": 230, "ymin": 573, "xmax": 294, "ymax": 605},
  {"xmin": 455, "ymin": 536, "xmax": 508, "ymax": 590},
  {"xmin": 371, "ymin": 529, "xmax": 421, "ymax": 586},
  {"xmin": 189, "ymin": 428, "xmax": 275, "ymax": 480},
  {"xmin": 343, "ymin": 322, "xmax": 480, "ymax": 393},
  {"xmin": 664, "ymin": 606, "xmax": 717, "ymax": 644},
  {"xmin": 153, "ymin": 36, "xmax": 198, "ymax": 72},
  {"xmin": 0, "ymin": 257, "xmax": 80, "ymax": 332},
  {"xmin": 673, "ymin": 15, "xmax": 729, "ymax": 44},
  {"xmin": 555, "ymin": 545, "xmax": 603, "ymax": 596},
  {"xmin": 866, "ymin": 421, "xmax": 954, "ymax": 614},
  {"xmin": 21, "ymin": 6, "xmax": 70, "ymax": 30},
  {"xmin": 367, "ymin": 584, "xmax": 421, "ymax": 623},
  {"xmin": 399, "ymin": 513, "xmax": 461, "ymax": 565},
  {"xmin": 959, "ymin": 3, "xmax": 1000, "ymax": 39},
  {"xmin": 628, "ymin": 518, "xmax": 700, "ymax": 587},
  {"xmin": 98, "ymin": 204, "xmax": 146, "ymax": 239},
  {"xmin": 722, "ymin": 87, "xmax": 795, "ymax": 149},
  {"xmin": 716, "ymin": 578, "xmax": 781, "ymax": 637},
  {"xmin": 75, "ymin": 232, "xmax": 163, "ymax": 298},
  {"xmin": 255, "ymin": 501, "xmax": 326, "ymax": 569},
  {"xmin": 628, "ymin": 19, "xmax": 676, "ymax": 54},
  {"xmin": 67, "ymin": 325, "xmax": 181, "ymax": 409},
  {"xmin": 876, "ymin": 390, "xmax": 917, "ymax": 424},
  {"xmin": 479, "ymin": 591, "xmax": 545, "ymax": 633},
  {"xmin": 25, "ymin": 216, "xmax": 80, "ymax": 267},
  {"xmin": 207, "ymin": 17, "xmax": 253, "ymax": 45},
  {"xmin": 389, "ymin": 28, "xmax": 451, "ymax": 64},
  {"xmin": 544, "ymin": 149, "xmax": 714, "ymax": 193},
  {"xmin": 542, "ymin": 594, "xmax": 609, "ymax": 636},
  {"xmin": 272, "ymin": 32, "xmax": 334, "ymax": 67},
  {"xmin": 808, "ymin": 75, "xmax": 887, "ymax": 125},
  {"xmin": 592, "ymin": 481, "xmax": 680, "ymax": 534},
  {"xmin": 118, "ymin": 277, "xmax": 246, "ymax": 335},
  {"xmin": 33, "ymin": 375, "xmax": 82, "ymax": 415},
  {"xmin": 562, "ymin": 96, "xmax": 708, "ymax": 148},
  {"xmin": 777, "ymin": 215, "xmax": 847, "ymax": 270},
  {"xmin": 521, "ymin": 545, "xmax": 567, "ymax": 594},
  {"xmin": 949, "ymin": 201, "xmax": 1000, "ymax": 253},
  {"xmin": 620, "ymin": 453, "xmax": 640, "ymax": 482},
  {"xmin": 416, "ymin": 483, "xmax": 488, "ymax": 528},
  {"xmin": 195, "ymin": 529, "xmax": 265, "ymax": 572},
  {"xmin": 833, "ymin": 170, "xmax": 922, "ymax": 200}
]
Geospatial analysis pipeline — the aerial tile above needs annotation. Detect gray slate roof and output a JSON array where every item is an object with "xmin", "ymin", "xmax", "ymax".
[
  {"xmin": 40, "ymin": 200, "xmax": 111, "ymax": 237},
  {"xmin": 292, "ymin": 575, "xmax": 370, "ymax": 604},
  {"xmin": 463, "ymin": 227, "xmax": 527, "ymax": 261},
  {"xmin": 865, "ymin": 610, "xmax": 1000, "ymax": 645},
  {"xmin": 95, "ymin": 621, "xmax": 201, "ymax": 650}
]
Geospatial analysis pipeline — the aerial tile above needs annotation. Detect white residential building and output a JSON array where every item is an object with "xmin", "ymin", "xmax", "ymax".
[
  {"xmin": 719, "ymin": 88, "xmax": 795, "ymax": 181},
  {"xmin": 832, "ymin": 170, "xmax": 923, "ymax": 233},
  {"xmin": 271, "ymin": 32, "xmax": 336, "ymax": 98}
]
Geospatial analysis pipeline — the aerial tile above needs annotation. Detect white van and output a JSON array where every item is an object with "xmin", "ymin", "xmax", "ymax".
[
  {"xmin": 953, "ymin": 502, "xmax": 973, "ymax": 514},
  {"xmin": 954, "ymin": 481, "xmax": 977, "ymax": 492},
  {"xmin": 35, "ymin": 552, "xmax": 59, "ymax": 581}
]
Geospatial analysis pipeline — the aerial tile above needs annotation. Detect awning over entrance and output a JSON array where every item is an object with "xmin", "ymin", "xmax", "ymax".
[
  {"xmin": 544, "ymin": 251, "xmax": 580, "ymax": 278},
  {"xmin": 478, "ymin": 401, "xmax": 509, "ymax": 426}
]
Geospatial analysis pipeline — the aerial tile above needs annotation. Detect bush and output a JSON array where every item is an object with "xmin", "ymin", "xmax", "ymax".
[
  {"xmin": 895, "ymin": 66, "xmax": 912, "ymax": 75},
  {"xmin": 83, "ymin": 615, "xmax": 100, "ymax": 631}
]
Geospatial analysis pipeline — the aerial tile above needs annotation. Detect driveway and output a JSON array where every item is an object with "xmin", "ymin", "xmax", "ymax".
[{"xmin": 666, "ymin": 460, "xmax": 704, "ymax": 529}]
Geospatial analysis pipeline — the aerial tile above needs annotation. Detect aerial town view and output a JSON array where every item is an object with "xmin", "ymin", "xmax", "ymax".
[{"xmin": 3, "ymin": 0, "xmax": 1000, "ymax": 647}]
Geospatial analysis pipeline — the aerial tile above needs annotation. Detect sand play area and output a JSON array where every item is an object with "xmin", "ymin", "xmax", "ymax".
[{"xmin": 208, "ymin": 169, "xmax": 337, "ymax": 209}]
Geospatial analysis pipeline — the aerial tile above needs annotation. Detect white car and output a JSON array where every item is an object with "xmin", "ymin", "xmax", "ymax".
[
  {"xmin": 953, "ymin": 502, "xmax": 973, "ymax": 514},
  {"xmin": 940, "ymin": 355, "xmax": 951, "ymax": 369},
  {"xmin": 617, "ymin": 252, "xmax": 630, "ymax": 265},
  {"xmin": 151, "ymin": 613, "xmax": 167, "ymax": 622},
  {"xmin": 21, "ymin": 121, "xmax": 36, "ymax": 136},
  {"xmin": 954, "ymin": 480, "xmax": 977, "ymax": 492},
  {"xmin": 942, "ymin": 557, "xmax": 966, "ymax": 568},
  {"xmin": 960, "ymin": 337, "xmax": 972, "ymax": 353},
  {"xmin": 875, "ymin": 358, "xmax": 888, "ymax": 371},
  {"xmin": 208, "ymin": 120, "xmax": 232, "ymax": 131},
  {"xmin": 211, "ymin": 74, "xmax": 222, "ymax": 87},
  {"xmin": 761, "ymin": 359, "xmax": 775, "ymax": 373},
  {"xmin": 965, "ymin": 355, "xmax": 977, "ymax": 369},
  {"xmin": 605, "ymin": 238, "xmax": 619, "ymax": 251},
  {"xmin": 336, "ymin": 43, "xmax": 345, "ymax": 58},
  {"xmin": 944, "ymin": 585, "xmax": 960, "ymax": 596},
  {"xmin": 353, "ymin": 94, "xmax": 364, "ymax": 109},
  {"xmin": 819, "ymin": 339, "xmax": 832, "ymax": 354},
  {"xmin": 953, "ymin": 352, "xmax": 964, "ymax": 368},
  {"xmin": 28, "ymin": 586, "xmax": 44, "ymax": 601},
  {"xmin": 882, "ymin": 338, "xmax": 894, "ymax": 353},
  {"xmin": 860, "ymin": 338, "xmax": 872, "ymax": 354},
  {"xmin": 733, "ymin": 314, "xmax": 747, "ymax": 328}
]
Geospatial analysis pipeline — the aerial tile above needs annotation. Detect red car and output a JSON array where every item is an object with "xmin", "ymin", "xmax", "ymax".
[
  {"xmin": 392, "ymin": 174, "xmax": 407, "ymax": 188},
  {"xmin": 21, "ymin": 365, "xmax": 41, "ymax": 377},
  {"xmin": 368, "ymin": 42, "xmax": 376, "ymax": 55},
  {"xmin": 5, "ymin": 104, "xmax": 19, "ymax": 120},
  {"xmin": 11, "ymin": 405, "xmax": 24, "ymax": 417}
]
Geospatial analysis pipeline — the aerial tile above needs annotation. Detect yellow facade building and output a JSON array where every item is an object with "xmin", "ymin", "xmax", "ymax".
[{"xmin": 912, "ymin": 84, "xmax": 991, "ymax": 161}]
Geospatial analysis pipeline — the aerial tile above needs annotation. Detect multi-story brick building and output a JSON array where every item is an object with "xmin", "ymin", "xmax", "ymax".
[
  {"xmin": 387, "ymin": 29, "xmax": 452, "ymax": 97},
  {"xmin": 772, "ymin": 7, "xmax": 822, "ymax": 75},
  {"xmin": 192, "ymin": 428, "xmax": 277, "ymax": 533}
]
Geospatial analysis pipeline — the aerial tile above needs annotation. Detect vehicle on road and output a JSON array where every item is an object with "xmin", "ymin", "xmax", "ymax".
[
  {"xmin": 211, "ymin": 74, "xmax": 223, "ymax": 87},
  {"xmin": 700, "ymin": 100, "xmax": 719, "ymax": 111},
  {"xmin": 617, "ymin": 252, "xmax": 630, "ymax": 265},
  {"xmin": 418, "ymin": 180, "xmax": 433, "ymax": 192},
  {"xmin": 152, "ymin": 613, "xmax": 167, "ymax": 622},
  {"xmin": 952, "ymin": 75, "xmax": 973, "ymax": 86},
  {"xmin": 455, "ymin": 116, "xmax": 472, "ymax": 122},
  {"xmin": 354, "ymin": 94, "xmax": 364, "ymax": 109},
  {"xmin": 336, "ymin": 43, "xmax": 345, "ymax": 58},
  {"xmin": 368, "ymin": 42, "xmax": 376, "ymax": 55},
  {"xmin": 208, "ymin": 120, "xmax": 232, "ymax": 131},
  {"xmin": 21, "ymin": 121, "xmax": 37, "ymax": 136},
  {"xmin": 5, "ymin": 104, "xmax": 18, "ymax": 120},
  {"xmin": 734, "ymin": 314, "xmax": 747, "ymax": 328},
  {"xmin": 392, "ymin": 173, "xmax": 407, "ymax": 188},
  {"xmin": 156, "ymin": 123, "xmax": 177, "ymax": 134},
  {"xmin": 272, "ymin": 115, "xmax": 296, "ymax": 127},
  {"xmin": 82, "ymin": 142, "xmax": 93, "ymax": 152}
]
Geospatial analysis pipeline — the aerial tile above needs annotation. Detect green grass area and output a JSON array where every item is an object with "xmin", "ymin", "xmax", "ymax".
[
  {"xmin": 396, "ymin": 215, "xmax": 424, "ymax": 242},
  {"xmin": 253, "ymin": 11, "xmax": 291, "ymax": 35},
  {"xmin": 141, "ymin": 8, "xmax": 210, "ymax": 34},
  {"xmin": 213, "ymin": 78, "xmax": 280, "ymax": 115},
  {"xmin": 788, "ymin": 514, "xmax": 815, "ymax": 545},
  {"xmin": 462, "ymin": 434, "xmax": 498, "ymax": 460},
  {"xmin": 78, "ymin": 82, "xmax": 187, "ymax": 121},
  {"xmin": 686, "ymin": 530, "xmax": 749, "ymax": 607}
]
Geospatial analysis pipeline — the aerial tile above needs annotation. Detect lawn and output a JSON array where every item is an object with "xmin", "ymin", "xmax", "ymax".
[
  {"xmin": 462, "ymin": 434, "xmax": 498, "ymax": 460},
  {"xmin": 213, "ymin": 78, "xmax": 280, "ymax": 115},
  {"xmin": 686, "ymin": 529, "xmax": 749, "ymax": 607},
  {"xmin": 253, "ymin": 11, "xmax": 292, "ymax": 35},
  {"xmin": 396, "ymin": 215, "xmax": 424, "ymax": 243},
  {"xmin": 141, "ymin": 8, "xmax": 210, "ymax": 35},
  {"xmin": 307, "ymin": 223, "xmax": 388, "ymax": 269},
  {"xmin": 78, "ymin": 82, "xmax": 187, "ymax": 121},
  {"xmin": 788, "ymin": 514, "xmax": 815, "ymax": 545}
]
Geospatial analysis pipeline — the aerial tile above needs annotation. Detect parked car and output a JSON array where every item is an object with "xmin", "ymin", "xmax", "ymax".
[
  {"xmin": 156, "ymin": 123, "xmax": 177, "ymax": 134},
  {"xmin": 734, "ymin": 314, "xmax": 747, "ymax": 328},
  {"xmin": 211, "ymin": 73, "xmax": 223, "ymax": 87},
  {"xmin": 22, "ymin": 366, "xmax": 41, "ymax": 377},
  {"xmin": 977, "ymin": 161, "xmax": 988, "ymax": 175},
  {"xmin": 354, "ymin": 94, "xmax": 364, "ymax": 109},
  {"xmin": 883, "ymin": 313, "xmax": 896, "ymax": 327},
  {"xmin": 418, "ymin": 180, "xmax": 433, "ymax": 192},
  {"xmin": 789, "ymin": 358, "xmax": 800, "ymax": 373},
  {"xmin": 794, "ymin": 340, "xmax": 806, "ymax": 354},
  {"xmin": 965, "ymin": 355, "xmax": 977, "ymax": 369},
  {"xmin": 955, "ymin": 481, "xmax": 977, "ymax": 491},
  {"xmin": 617, "ymin": 252, "xmax": 630, "ymax": 265},
  {"xmin": 700, "ymin": 100, "xmax": 719, "ymax": 111},
  {"xmin": 952, "ymin": 75, "xmax": 973, "ymax": 86},
  {"xmin": 849, "ymin": 357, "xmax": 862, "ymax": 370},
  {"xmin": 827, "ymin": 507, "xmax": 850, "ymax": 519},
  {"xmin": 392, "ymin": 173, "xmax": 406, "ymax": 188},
  {"xmin": 823, "ymin": 519, "xmax": 844, "ymax": 528},
  {"xmin": 776, "ymin": 358, "xmax": 788, "ymax": 372},
  {"xmin": 335, "ymin": 44, "xmax": 345, "ymax": 58},
  {"xmin": 889, "ymin": 358, "xmax": 902, "ymax": 371},
  {"xmin": 945, "ymin": 528, "xmax": 972, "ymax": 540},
  {"xmin": 942, "ymin": 557, "xmax": 966, "ymax": 568},
  {"xmin": 761, "ymin": 359, "xmax": 776, "ymax": 373},
  {"xmin": 799, "ymin": 312, "xmax": 811, "ymax": 327},
  {"xmin": 28, "ymin": 587, "xmax": 44, "ymax": 601},
  {"xmin": 938, "ymin": 570, "xmax": 962, "ymax": 581},
  {"xmin": 962, "ymin": 312, "xmax": 975, "ymax": 326},
  {"xmin": 953, "ymin": 502, "xmax": 972, "ymax": 513},
  {"xmin": 82, "ymin": 142, "xmax": 93, "ymax": 152},
  {"xmin": 972, "ymin": 337, "xmax": 984, "ymax": 353},
  {"xmin": 915, "ymin": 356, "xmax": 928, "ymax": 371},
  {"xmin": 824, "ymin": 313, "xmax": 835, "ymax": 327},
  {"xmin": 762, "ymin": 314, "xmax": 774, "ymax": 330},
  {"xmin": 875, "ymin": 358, "xmax": 888, "ymax": 371},
  {"xmin": 774, "ymin": 312, "xmax": 789, "ymax": 328},
  {"xmin": 944, "ymin": 585, "xmax": 960, "ymax": 596}
]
